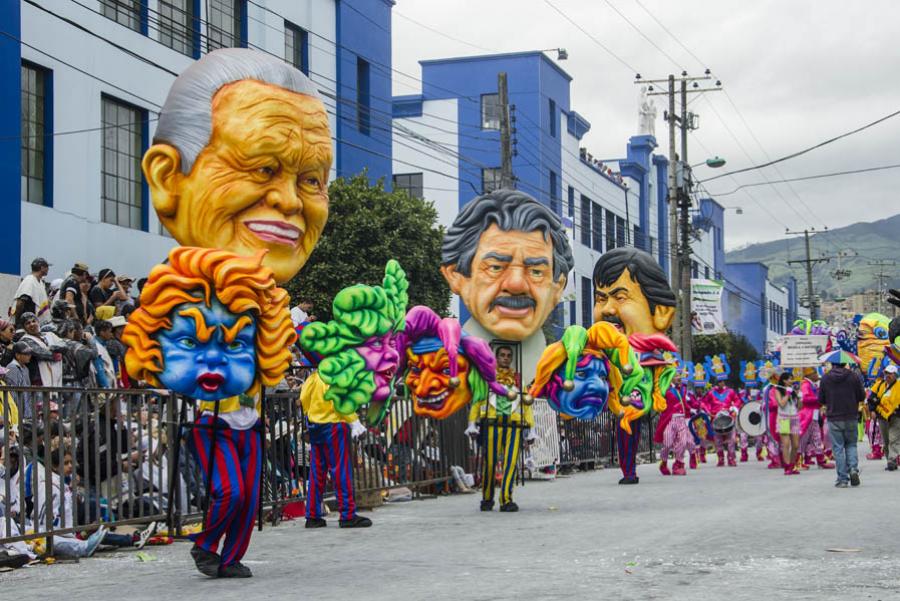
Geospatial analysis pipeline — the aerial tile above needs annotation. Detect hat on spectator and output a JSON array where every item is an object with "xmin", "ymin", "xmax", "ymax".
[
  {"xmin": 49, "ymin": 278, "xmax": 63, "ymax": 293},
  {"xmin": 20, "ymin": 312, "xmax": 36, "ymax": 323},
  {"xmin": 31, "ymin": 257, "xmax": 50, "ymax": 271},
  {"xmin": 108, "ymin": 315, "xmax": 127, "ymax": 329},
  {"xmin": 71, "ymin": 262, "xmax": 90, "ymax": 275},
  {"xmin": 12, "ymin": 341, "xmax": 32, "ymax": 355},
  {"xmin": 95, "ymin": 306, "xmax": 116, "ymax": 321},
  {"xmin": 117, "ymin": 274, "xmax": 134, "ymax": 284},
  {"xmin": 885, "ymin": 364, "xmax": 899, "ymax": 375}
]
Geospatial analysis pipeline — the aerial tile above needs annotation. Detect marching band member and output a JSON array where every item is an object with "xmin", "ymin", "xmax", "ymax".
[
  {"xmin": 799, "ymin": 368, "xmax": 835, "ymax": 470},
  {"xmin": 655, "ymin": 369, "xmax": 692, "ymax": 476},
  {"xmin": 701, "ymin": 377, "xmax": 741, "ymax": 467},
  {"xmin": 773, "ymin": 371, "xmax": 802, "ymax": 476}
]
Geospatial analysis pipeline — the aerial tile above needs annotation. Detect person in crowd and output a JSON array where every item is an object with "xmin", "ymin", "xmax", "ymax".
[
  {"xmin": 869, "ymin": 363, "xmax": 900, "ymax": 471},
  {"xmin": 12, "ymin": 258, "xmax": 51, "ymax": 328},
  {"xmin": 114, "ymin": 276, "xmax": 136, "ymax": 314},
  {"xmin": 799, "ymin": 368, "xmax": 834, "ymax": 470},
  {"xmin": 773, "ymin": 371, "xmax": 801, "ymax": 476},
  {"xmin": 89, "ymin": 269, "xmax": 128, "ymax": 311},
  {"xmin": 91, "ymin": 320, "xmax": 117, "ymax": 389},
  {"xmin": 76, "ymin": 278, "xmax": 95, "ymax": 327},
  {"xmin": 819, "ymin": 361, "xmax": 866, "ymax": 488},
  {"xmin": 106, "ymin": 316, "xmax": 130, "ymax": 388},
  {"xmin": 42, "ymin": 299, "xmax": 76, "ymax": 336},
  {"xmin": 57, "ymin": 320, "xmax": 98, "ymax": 388},
  {"xmin": 60, "ymin": 263, "xmax": 91, "ymax": 324},
  {"xmin": 495, "ymin": 344, "xmax": 519, "ymax": 389},
  {"xmin": 0, "ymin": 319, "xmax": 15, "ymax": 367},
  {"xmin": 19, "ymin": 313, "xmax": 63, "ymax": 387},
  {"xmin": 290, "ymin": 299, "xmax": 314, "ymax": 327},
  {"xmin": 5, "ymin": 342, "xmax": 32, "ymax": 389}
]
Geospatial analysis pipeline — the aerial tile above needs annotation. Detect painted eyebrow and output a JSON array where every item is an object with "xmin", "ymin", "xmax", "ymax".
[
  {"xmin": 524, "ymin": 258, "xmax": 550, "ymax": 266},
  {"xmin": 607, "ymin": 287, "xmax": 629, "ymax": 296},
  {"xmin": 222, "ymin": 315, "xmax": 254, "ymax": 343},
  {"xmin": 481, "ymin": 252, "xmax": 513, "ymax": 262},
  {"xmin": 177, "ymin": 307, "xmax": 215, "ymax": 343}
]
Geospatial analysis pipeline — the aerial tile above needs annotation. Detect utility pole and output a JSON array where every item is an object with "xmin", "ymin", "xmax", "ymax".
[
  {"xmin": 636, "ymin": 72, "xmax": 721, "ymax": 359},
  {"xmin": 498, "ymin": 72, "xmax": 515, "ymax": 189},
  {"xmin": 869, "ymin": 259, "xmax": 897, "ymax": 314},
  {"xmin": 786, "ymin": 229, "xmax": 835, "ymax": 321}
]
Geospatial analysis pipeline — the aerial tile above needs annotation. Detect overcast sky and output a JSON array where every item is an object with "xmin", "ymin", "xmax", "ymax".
[{"xmin": 391, "ymin": 0, "xmax": 900, "ymax": 250}]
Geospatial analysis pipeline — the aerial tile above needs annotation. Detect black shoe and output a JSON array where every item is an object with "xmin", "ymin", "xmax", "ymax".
[
  {"xmin": 886, "ymin": 462, "xmax": 897, "ymax": 472},
  {"xmin": 218, "ymin": 561, "xmax": 253, "ymax": 578},
  {"xmin": 480, "ymin": 500, "xmax": 494, "ymax": 512},
  {"xmin": 305, "ymin": 518, "xmax": 327, "ymax": 528},
  {"xmin": 339, "ymin": 515, "xmax": 372, "ymax": 528},
  {"xmin": 190, "ymin": 544, "xmax": 222, "ymax": 578},
  {"xmin": 850, "ymin": 470, "xmax": 861, "ymax": 487},
  {"xmin": 618, "ymin": 476, "xmax": 640, "ymax": 485},
  {"xmin": 499, "ymin": 502, "xmax": 519, "ymax": 512}
]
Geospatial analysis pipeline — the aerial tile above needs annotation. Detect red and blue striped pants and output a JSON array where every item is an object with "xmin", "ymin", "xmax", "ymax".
[
  {"xmin": 617, "ymin": 420, "xmax": 642, "ymax": 479},
  {"xmin": 190, "ymin": 416, "xmax": 262, "ymax": 568},
  {"xmin": 306, "ymin": 422, "xmax": 357, "ymax": 521}
]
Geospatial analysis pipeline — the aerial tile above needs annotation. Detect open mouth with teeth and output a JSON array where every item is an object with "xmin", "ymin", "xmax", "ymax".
[
  {"xmin": 375, "ymin": 367, "xmax": 396, "ymax": 384},
  {"xmin": 413, "ymin": 389, "xmax": 450, "ymax": 411},
  {"xmin": 244, "ymin": 220, "xmax": 302, "ymax": 246},
  {"xmin": 197, "ymin": 373, "xmax": 225, "ymax": 393}
]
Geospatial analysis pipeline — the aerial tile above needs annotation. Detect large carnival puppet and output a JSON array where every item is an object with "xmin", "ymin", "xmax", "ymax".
[
  {"xmin": 123, "ymin": 247, "xmax": 294, "ymax": 578},
  {"xmin": 440, "ymin": 189, "xmax": 574, "ymax": 384},
  {"xmin": 857, "ymin": 312, "xmax": 891, "ymax": 383},
  {"xmin": 126, "ymin": 48, "xmax": 332, "ymax": 578},
  {"xmin": 591, "ymin": 247, "xmax": 679, "ymax": 484},
  {"xmin": 298, "ymin": 261, "xmax": 409, "ymax": 528}
]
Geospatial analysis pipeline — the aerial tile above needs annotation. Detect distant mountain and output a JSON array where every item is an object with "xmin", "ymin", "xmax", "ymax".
[{"xmin": 725, "ymin": 214, "xmax": 900, "ymax": 300}]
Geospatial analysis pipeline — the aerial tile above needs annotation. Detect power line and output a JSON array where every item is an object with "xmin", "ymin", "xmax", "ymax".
[
  {"xmin": 394, "ymin": 11, "xmax": 496, "ymax": 53},
  {"xmin": 709, "ymin": 163, "xmax": 900, "ymax": 196},
  {"xmin": 543, "ymin": 0, "xmax": 639, "ymax": 74},
  {"xmin": 632, "ymin": 0, "xmax": 706, "ymax": 69},
  {"xmin": 602, "ymin": 0, "xmax": 684, "ymax": 71}
]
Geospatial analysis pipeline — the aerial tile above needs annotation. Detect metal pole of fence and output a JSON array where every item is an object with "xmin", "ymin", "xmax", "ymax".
[
  {"xmin": 41, "ymin": 391, "xmax": 54, "ymax": 556},
  {"xmin": 258, "ymin": 388, "xmax": 266, "ymax": 531},
  {"xmin": 2, "ymin": 387, "xmax": 11, "ymax": 540},
  {"xmin": 55, "ymin": 397, "xmax": 66, "ymax": 532},
  {"xmin": 167, "ymin": 394, "xmax": 187, "ymax": 536}
]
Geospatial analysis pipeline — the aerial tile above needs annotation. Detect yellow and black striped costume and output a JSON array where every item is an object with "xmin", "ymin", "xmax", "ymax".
[{"xmin": 469, "ymin": 393, "xmax": 534, "ymax": 506}]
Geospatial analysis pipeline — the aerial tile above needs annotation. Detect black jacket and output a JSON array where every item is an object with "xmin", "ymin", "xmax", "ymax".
[{"xmin": 818, "ymin": 366, "xmax": 865, "ymax": 421}]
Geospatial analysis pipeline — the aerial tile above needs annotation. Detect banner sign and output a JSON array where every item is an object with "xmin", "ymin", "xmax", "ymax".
[
  {"xmin": 780, "ymin": 335, "xmax": 829, "ymax": 367},
  {"xmin": 691, "ymin": 279, "xmax": 726, "ymax": 335}
]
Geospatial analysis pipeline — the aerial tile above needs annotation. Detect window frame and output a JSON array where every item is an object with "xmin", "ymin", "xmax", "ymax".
[
  {"xmin": 481, "ymin": 93, "xmax": 501, "ymax": 131},
  {"xmin": 100, "ymin": 95, "xmax": 148, "ymax": 231},
  {"xmin": 207, "ymin": 0, "xmax": 245, "ymax": 51},
  {"xmin": 158, "ymin": 0, "xmax": 199, "ymax": 58},
  {"xmin": 284, "ymin": 21, "xmax": 310, "ymax": 75},
  {"xmin": 392, "ymin": 172, "xmax": 424, "ymax": 199},
  {"xmin": 481, "ymin": 167, "xmax": 502, "ymax": 194},
  {"xmin": 21, "ymin": 61, "xmax": 53, "ymax": 208}
]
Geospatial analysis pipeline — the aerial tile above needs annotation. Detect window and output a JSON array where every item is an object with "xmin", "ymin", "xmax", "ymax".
[
  {"xmin": 616, "ymin": 216, "xmax": 626, "ymax": 248},
  {"xmin": 704, "ymin": 266, "xmax": 710, "ymax": 279},
  {"xmin": 481, "ymin": 93, "xmax": 501, "ymax": 130},
  {"xmin": 102, "ymin": 97, "xmax": 144, "ymax": 230},
  {"xmin": 691, "ymin": 260, "xmax": 699, "ymax": 279},
  {"xmin": 482, "ymin": 168, "xmax": 502, "ymax": 193},
  {"xmin": 549, "ymin": 170, "xmax": 558, "ymax": 215},
  {"xmin": 591, "ymin": 201, "xmax": 602, "ymax": 252},
  {"xmin": 392, "ymin": 173, "xmax": 423, "ymax": 199},
  {"xmin": 101, "ymin": 0, "xmax": 142, "ymax": 32},
  {"xmin": 567, "ymin": 185, "xmax": 575, "ymax": 218},
  {"xmin": 581, "ymin": 277, "xmax": 592, "ymax": 326},
  {"xmin": 21, "ymin": 63, "xmax": 50, "ymax": 206},
  {"xmin": 605, "ymin": 209, "xmax": 615, "ymax": 251},
  {"xmin": 760, "ymin": 293, "xmax": 767, "ymax": 326},
  {"xmin": 579, "ymin": 195, "xmax": 591, "ymax": 246},
  {"xmin": 633, "ymin": 225, "xmax": 642, "ymax": 250},
  {"xmin": 569, "ymin": 299, "xmax": 576, "ymax": 326},
  {"xmin": 650, "ymin": 236, "xmax": 657, "ymax": 256},
  {"xmin": 548, "ymin": 98, "xmax": 556, "ymax": 137},
  {"xmin": 159, "ymin": 0, "xmax": 195, "ymax": 56},
  {"xmin": 357, "ymin": 57, "xmax": 371, "ymax": 135},
  {"xmin": 285, "ymin": 22, "xmax": 309, "ymax": 75},
  {"xmin": 208, "ymin": 0, "xmax": 243, "ymax": 50}
]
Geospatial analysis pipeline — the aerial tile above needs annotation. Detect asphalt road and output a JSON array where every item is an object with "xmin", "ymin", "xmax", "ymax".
[{"xmin": 4, "ymin": 446, "xmax": 898, "ymax": 601}]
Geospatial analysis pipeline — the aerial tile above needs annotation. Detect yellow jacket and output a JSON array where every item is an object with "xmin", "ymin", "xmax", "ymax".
[
  {"xmin": 874, "ymin": 378, "xmax": 900, "ymax": 420},
  {"xmin": 0, "ymin": 388, "xmax": 18, "ymax": 430},
  {"xmin": 299, "ymin": 372, "xmax": 359, "ymax": 425},
  {"xmin": 468, "ymin": 392, "xmax": 534, "ymax": 427}
]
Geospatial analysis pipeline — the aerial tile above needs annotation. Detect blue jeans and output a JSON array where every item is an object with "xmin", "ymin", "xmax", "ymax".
[{"xmin": 829, "ymin": 419, "xmax": 859, "ymax": 483}]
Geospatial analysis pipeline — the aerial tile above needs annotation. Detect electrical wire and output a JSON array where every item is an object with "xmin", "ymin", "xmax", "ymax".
[
  {"xmin": 709, "ymin": 163, "xmax": 900, "ymax": 197},
  {"xmin": 543, "ymin": 0, "xmax": 639, "ymax": 74}
]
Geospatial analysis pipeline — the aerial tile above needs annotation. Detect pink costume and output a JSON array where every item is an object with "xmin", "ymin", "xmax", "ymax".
[
  {"xmin": 702, "ymin": 385, "xmax": 741, "ymax": 465},
  {"xmin": 654, "ymin": 385, "xmax": 692, "ymax": 475},
  {"xmin": 799, "ymin": 378, "xmax": 833, "ymax": 468},
  {"xmin": 765, "ymin": 386, "xmax": 782, "ymax": 468}
]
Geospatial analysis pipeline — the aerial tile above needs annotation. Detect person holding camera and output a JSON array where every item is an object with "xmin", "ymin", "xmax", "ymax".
[{"xmin": 774, "ymin": 370, "xmax": 801, "ymax": 476}]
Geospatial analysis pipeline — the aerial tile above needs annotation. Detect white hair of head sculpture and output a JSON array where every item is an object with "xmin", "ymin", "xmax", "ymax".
[{"xmin": 154, "ymin": 48, "xmax": 323, "ymax": 174}]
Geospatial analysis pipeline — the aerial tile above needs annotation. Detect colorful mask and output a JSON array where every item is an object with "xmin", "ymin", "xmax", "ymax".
[
  {"xmin": 627, "ymin": 333, "xmax": 679, "ymax": 421},
  {"xmin": 299, "ymin": 261, "xmax": 408, "ymax": 425},
  {"xmin": 401, "ymin": 306, "xmax": 508, "ymax": 419},
  {"xmin": 123, "ymin": 247, "xmax": 294, "ymax": 400},
  {"xmin": 858, "ymin": 312, "xmax": 891, "ymax": 381},
  {"xmin": 740, "ymin": 360, "xmax": 758, "ymax": 387},
  {"xmin": 529, "ymin": 322, "xmax": 640, "ymax": 421},
  {"xmin": 705, "ymin": 353, "xmax": 730, "ymax": 382}
]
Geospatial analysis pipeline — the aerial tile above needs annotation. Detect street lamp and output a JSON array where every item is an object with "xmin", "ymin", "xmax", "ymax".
[
  {"xmin": 691, "ymin": 156, "xmax": 726, "ymax": 169},
  {"xmin": 724, "ymin": 205, "xmax": 743, "ymax": 215},
  {"xmin": 541, "ymin": 48, "xmax": 568, "ymax": 60}
]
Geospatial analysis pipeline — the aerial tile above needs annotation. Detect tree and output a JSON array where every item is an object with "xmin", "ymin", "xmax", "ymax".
[
  {"xmin": 285, "ymin": 174, "xmax": 450, "ymax": 321},
  {"xmin": 692, "ymin": 332, "xmax": 760, "ymax": 388}
]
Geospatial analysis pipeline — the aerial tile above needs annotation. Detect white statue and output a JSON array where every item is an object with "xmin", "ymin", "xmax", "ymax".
[{"xmin": 638, "ymin": 85, "xmax": 657, "ymax": 137}]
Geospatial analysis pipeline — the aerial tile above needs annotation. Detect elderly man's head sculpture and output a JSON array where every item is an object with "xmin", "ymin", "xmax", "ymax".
[
  {"xmin": 440, "ymin": 189, "xmax": 574, "ymax": 341},
  {"xmin": 592, "ymin": 247, "xmax": 676, "ymax": 336},
  {"xmin": 143, "ymin": 48, "xmax": 332, "ymax": 283}
]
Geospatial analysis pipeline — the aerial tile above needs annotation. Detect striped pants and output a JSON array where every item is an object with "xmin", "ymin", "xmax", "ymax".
[
  {"xmin": 800, "ymin": 420, "xmax": 825, "ymax": 458},
  {"xmin": 481, "ymin": 417, "xmax": 523, "ymax": 505},
  {"xmin": 660, "ymin": 415, "xmax": 692, "ymax": 462},
  {"xmin": 190, "ymin": 416, "xmax": 262, "ymax": 568},
  {"xmin": 306, "ymin": 422, "xmax": 357, "ymax": 521},
  {"xmin": 617, "ymin": 420, "xmax": 642, "ymax": 479}
]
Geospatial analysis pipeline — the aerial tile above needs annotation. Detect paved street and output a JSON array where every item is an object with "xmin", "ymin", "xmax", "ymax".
[{"xmin": 4, "ymin": 445, "xmax": 898, "ymax": 601}]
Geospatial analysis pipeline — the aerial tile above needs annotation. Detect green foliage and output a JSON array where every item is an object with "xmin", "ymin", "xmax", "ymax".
[
  {"xmin": 285, "ymin": 175, "xmax": 450, "ymax": 321},
  {"xmin": 692, "ymin": 332, "xmax": 760, "ymax": 388}
]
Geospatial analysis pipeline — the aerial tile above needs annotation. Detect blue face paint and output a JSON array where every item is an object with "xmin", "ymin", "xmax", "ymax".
[
  {"xmin": 156, "ymin": 298, "xmax": 257, "ymax": 401},
  {"xmin": 550, "ymin": 356, "xmax": 610, "ymax": 420}
]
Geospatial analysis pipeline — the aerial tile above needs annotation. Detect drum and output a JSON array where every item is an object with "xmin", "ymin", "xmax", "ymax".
[
  {"xmin": 737, "ymin": 401, "xmax": 766, "ymax": 437},
  {"xmin": 712, "ymin": 411, "xmax": 735, "ymax": 435},
  {"xmin": 688, "ymin": 412, "xmax": 713, "ymax": 444}
]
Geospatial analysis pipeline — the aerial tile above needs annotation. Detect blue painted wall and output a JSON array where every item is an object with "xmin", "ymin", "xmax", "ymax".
[
  {"xmin": 0, "ymin": 1, "xmax": 21, "ymax": 275},
  {"xmin": 652, "ymin": 155, "xmax": 668, "ymax": 274},
  {"xmin": 335, "ymin": 0, "xmax": 393, "ymax": 183},
  {"xmin": 620, "ymin": 134, "xmax": 656, "ymax": 252},
  {"xmin": 724, "ymin": 262, "xmax": 769, "ymax": 352}
]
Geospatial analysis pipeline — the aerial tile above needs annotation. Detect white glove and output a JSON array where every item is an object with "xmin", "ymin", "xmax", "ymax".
[
  {"xmin": 464, "ymin": 422, "xmax": 480, "ymax": 437},
  {"xmin": 523, "ymin": 428, "xmax": 537, "ymax": 443},
  {"xmin": 350, "ymin": 420, "xmax": 367, "ymax": 439}
]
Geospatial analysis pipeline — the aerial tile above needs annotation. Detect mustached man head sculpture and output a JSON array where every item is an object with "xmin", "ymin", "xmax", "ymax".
[
  {"xmin": 143, "ymin": 49, "xmax": 332, "ymax": 284},
  {"xmin": 440, "ymin": 189, "xmax": 574, "ymax": 342}
]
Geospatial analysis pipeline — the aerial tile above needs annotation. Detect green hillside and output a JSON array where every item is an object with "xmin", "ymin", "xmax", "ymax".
[{"xmin": 725, "ymin": 214, "xmax": 899, "ymax": 300}]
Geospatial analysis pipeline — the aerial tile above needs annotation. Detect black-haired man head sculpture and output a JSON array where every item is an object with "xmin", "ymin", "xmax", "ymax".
[
  {"xmin": 592, "ymin": 247, "xmax": 676, "ymax": 336},
  {"xmin": 441, "ymin": 189, "xmax": 574, "ymax": 342}
]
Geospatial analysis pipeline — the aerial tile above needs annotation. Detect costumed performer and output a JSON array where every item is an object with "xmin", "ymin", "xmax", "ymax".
[
  {"xmin": 799, "ymin": 367, "xmax": 834, "ymax": 470},
  {"xmin": 700, "ymin": 355, "xmax": 740, "ymax": 467},
  {"xmin": 738, "ymin": 360, "xmax": 764, "ymax": 462},
  {"xmin": 298, "ymin": 260, "xmax": 409, "ymax": 528},
  {"xmin": 123, "ymin": 247, "xmax": 294, "ymax": 578},
  {"xmin": 654, "ymin": 365, "xmax": 693, "ymax": 476}
]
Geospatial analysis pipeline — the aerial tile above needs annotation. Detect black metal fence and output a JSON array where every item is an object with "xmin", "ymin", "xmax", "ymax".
[{"xmin": 0, "ymin": 385, "xmax": 652, "ymax": 554}]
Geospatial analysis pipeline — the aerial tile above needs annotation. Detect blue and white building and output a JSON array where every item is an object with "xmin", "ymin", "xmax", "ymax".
[{"xmin": 1, "ymin": 0, "xmax": 393, "ymax": 293}]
